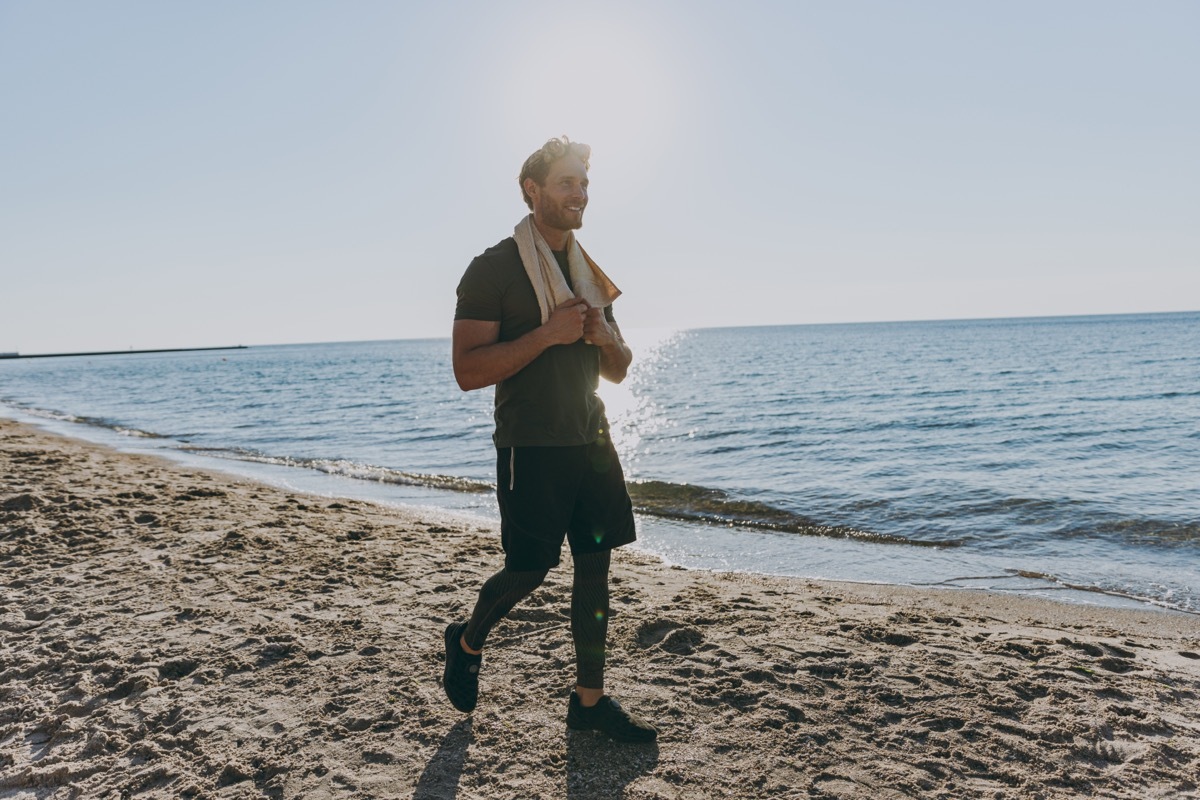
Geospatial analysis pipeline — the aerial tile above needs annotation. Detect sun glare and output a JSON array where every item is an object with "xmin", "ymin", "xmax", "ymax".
[
  {"xmin": 599, "ymin": 327, "xmax": 684, "ymax": 473},
  {"xmin": 498, "ymin": 14, "xmax": 681, "ymax": 183}
]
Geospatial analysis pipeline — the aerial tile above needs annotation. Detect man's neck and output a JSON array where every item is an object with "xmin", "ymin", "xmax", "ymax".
[{"xmin": 532, "ymin": 217, "xmax": 569, "ymax": 250}]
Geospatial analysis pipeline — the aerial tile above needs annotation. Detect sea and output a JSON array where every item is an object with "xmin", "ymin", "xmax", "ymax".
[{"xmin": 2, "ymin": 311, "xmax": 1198, "ymax": 614}]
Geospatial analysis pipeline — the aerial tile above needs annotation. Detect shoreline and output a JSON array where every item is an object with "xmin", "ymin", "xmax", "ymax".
[
  {"xmin": 5, "ymin": 406, "xmax": 1191, "ymax": 618},
  {"xmin": 2, "ymin": 418, "xmax": 1199, "ymax": 798}
]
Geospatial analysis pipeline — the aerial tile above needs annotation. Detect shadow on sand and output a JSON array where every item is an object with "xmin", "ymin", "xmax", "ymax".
[
  {"xmin": 412, "ymin": 718, "xmax": 474, "ymax": 800},
  {"xmin": 565, "ymin": 728, "xmax": 660, "ymax": 800}
]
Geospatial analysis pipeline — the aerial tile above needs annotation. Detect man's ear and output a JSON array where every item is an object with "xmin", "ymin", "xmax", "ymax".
[{"xmin": 523, "ymin": 177, "xmax": 540, "ymax": 201}]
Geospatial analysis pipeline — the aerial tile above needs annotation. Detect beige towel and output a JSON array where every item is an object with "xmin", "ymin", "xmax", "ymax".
[{"xmin": 513, "ymin": 215, "xmax": 621, "ymax": 324}]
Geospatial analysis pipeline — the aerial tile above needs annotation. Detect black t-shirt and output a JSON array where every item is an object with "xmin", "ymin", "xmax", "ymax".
[{"xmin": 455, "ymin": 237, "xmax": 616, "ymax": 447}]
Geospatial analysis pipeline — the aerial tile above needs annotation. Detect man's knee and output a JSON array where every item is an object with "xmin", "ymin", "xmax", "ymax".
[{"xmin": 506, "ymin": 567, "xmax": 550, "ymax": 594}]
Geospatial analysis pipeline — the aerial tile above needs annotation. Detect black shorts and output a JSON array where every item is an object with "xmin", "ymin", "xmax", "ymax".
[{"xmin": 496, "ymin": 438, "xmax": 637, "ymax": 572}]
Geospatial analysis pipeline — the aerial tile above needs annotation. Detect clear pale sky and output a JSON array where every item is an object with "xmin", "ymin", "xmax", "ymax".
[{"xmin": 2, "ymin": 1, "xmax": 1197, "ymax": 353}]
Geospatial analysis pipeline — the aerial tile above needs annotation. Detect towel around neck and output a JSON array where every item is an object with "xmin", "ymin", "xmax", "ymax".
[{"xmin": 513, "ymin": 215, "xmax": 621, "ymax": 324}]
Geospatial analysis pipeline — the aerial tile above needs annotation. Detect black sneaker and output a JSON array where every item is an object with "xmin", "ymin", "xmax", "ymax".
[
  {"xmin": 566, "ymin": 691, "xmax": 657, "ymax": 743},
  {"xmin": 442, "ymin": 621, "xmax": 481, "ymax": 713}
]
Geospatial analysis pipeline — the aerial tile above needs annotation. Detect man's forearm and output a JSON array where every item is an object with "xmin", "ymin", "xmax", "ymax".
[
  {"xmin": 455, "ymin": 328, "xmax": 554, "ymax": 391},
  {"xmin": 599, "ymin": 340, "xmax": 632, "ymax": 384}
]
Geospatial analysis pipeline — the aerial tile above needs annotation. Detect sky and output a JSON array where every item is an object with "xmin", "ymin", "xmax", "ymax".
[{"xmin": 2, "ymin": 1, "xmax": 1197, "ymax": 353}]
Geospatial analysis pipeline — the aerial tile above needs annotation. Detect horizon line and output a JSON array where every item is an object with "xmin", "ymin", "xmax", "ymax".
[
  {"xmin": 246, "ymin": 307, "xmax": 1200, "ymax": 349},
  {"xmin": 5, "ymin": 308, "xmax": 1195, "ymax": 354}
]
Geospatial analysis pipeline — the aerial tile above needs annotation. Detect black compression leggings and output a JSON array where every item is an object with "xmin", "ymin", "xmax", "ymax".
[{"xmin": 463, "ymin": 549, "xmax": 612, "ymax": 690}]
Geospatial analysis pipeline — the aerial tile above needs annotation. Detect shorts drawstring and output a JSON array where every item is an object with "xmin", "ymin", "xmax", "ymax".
[{"xmin": 509, "ymin": 448, "xmax": 516, "ymax": 491}]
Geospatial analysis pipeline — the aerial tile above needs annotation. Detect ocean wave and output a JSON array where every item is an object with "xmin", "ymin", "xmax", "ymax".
[
  {"xmin": 112, "ymin": 426, "xmax": 165, "ymax": 439},
  {"xmin": 1085, "ymin": 518, "xmax": 1200, "ymax": 547},
  {"xmin": 1012, "ymin": 570, "xmax": 1199, "ymax": 615},
  {"xmin": 176, "ymin": 447, "xmax": 494, "ymax": 494},
  {"xmin": 0, "ymin": 401, "xmax": 163, "ymax": 439},
  {"xmin": 174, "ymin": 447, "xmax": 959, "ymax": 549}
]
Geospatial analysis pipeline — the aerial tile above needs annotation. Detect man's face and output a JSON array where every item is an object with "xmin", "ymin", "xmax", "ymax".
[{"xmin": 527, "ymin": 155, "xmax": 589, "ymax": 234}]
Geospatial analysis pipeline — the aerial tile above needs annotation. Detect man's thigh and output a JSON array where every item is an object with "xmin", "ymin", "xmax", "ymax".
[
  {"xmin": 567, "ymin": 437, "xmax": 636, "ymax": 556},
  {"xmin": 496, "ymin": 445, "xmax": 586, "ymax": 571}
]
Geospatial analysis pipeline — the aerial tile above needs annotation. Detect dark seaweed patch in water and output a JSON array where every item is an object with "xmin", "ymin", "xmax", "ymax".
[
  {"xmin": 626, "ymin": 480, "xmax": 960, "ymax": 548},
  {"xmin": 1088, "ymin": 518, "xmax": 1200, "ymax": 547}
]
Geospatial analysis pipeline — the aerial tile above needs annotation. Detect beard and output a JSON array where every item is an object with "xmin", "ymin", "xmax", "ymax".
[{"xmin": 535, "ymin": 195, "xmax": 584, "ymax": 233}]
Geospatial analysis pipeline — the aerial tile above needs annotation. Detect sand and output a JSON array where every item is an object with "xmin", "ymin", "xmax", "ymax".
[{"xmin": 1, "ymin": 417, "xmax": 1198, "ymax": 800}]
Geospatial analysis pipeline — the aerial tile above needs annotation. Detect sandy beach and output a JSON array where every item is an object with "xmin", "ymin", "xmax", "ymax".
[{"xmin": 2, "ymin": 417, "xmax": 1198, "ymax": 799}]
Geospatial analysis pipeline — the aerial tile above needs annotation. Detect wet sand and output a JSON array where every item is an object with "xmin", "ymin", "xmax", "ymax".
[{"xmin": 2, "ymin": 418, "xmax": 1198, "ymax": 799}]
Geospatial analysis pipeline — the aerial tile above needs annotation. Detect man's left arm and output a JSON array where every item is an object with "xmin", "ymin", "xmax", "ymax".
[{"xmin": 584, "ymin": 306, "xmax": 632, "ymax": 383}]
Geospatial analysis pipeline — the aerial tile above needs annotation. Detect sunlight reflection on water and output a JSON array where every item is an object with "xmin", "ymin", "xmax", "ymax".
[{"xmin": 600, "ymin": 328, "xmax": 686, "ymax": 467}]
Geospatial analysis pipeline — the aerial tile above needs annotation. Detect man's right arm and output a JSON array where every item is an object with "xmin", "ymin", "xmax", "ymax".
[{"xmin": 452, "ymin": 298, "xmax": 590, "ymax": 391}]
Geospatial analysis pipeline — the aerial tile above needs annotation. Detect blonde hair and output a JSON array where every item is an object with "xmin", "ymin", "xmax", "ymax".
[{"xmin": 518, "ymin": 136, "xmax": 591, "ymax": 210}]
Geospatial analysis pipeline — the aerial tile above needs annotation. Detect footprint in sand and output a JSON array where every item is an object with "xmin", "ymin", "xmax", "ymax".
[
  {"xmin": 741, "ymin": 668, "xmax": 781, "ymax": 685},
  {"xmin": 661, "ymin": 628, "xmax": 704, "ymax": 655},
  {"xmin": 1058, "ymin": 638, "xmax": 1105, "ymax": 657},
  {"xmin": 1, "ymin": 493, "xmax": 41, "ymax": 512},
  {"xmin": 636, "ymin": 619, "xmax": 704, "ymax": 655},
  {"xmin": 635, "ymin": 619, "xmax": 680, "ymax": 647},
  {"xmin": 507, "ymin": 606, "xmax": 564, "ymax": 624},
  {"xmin": 158, "ymin": 658, "xmax": 200, "ymax": 680},
  {"xmin": 852, "ymin": 624, "xmax": 918, "ymax": 647}
]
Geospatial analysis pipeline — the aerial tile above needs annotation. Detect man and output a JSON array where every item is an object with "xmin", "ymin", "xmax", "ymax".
[{"xmin": 445, "ymin": 136, "xmax": 656, "ymax": 743}]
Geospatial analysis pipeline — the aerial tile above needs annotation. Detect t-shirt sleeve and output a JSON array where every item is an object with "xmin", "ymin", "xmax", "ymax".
[{"xmin": 455, "ymin": 256, "xmax": 503, "ymax": 322}]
